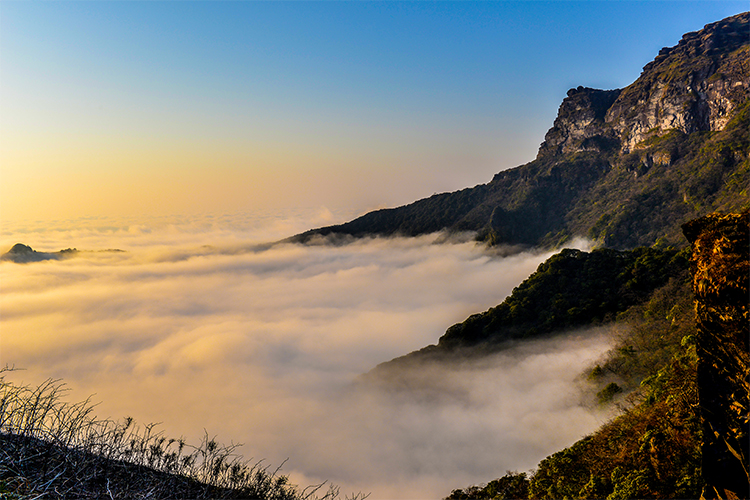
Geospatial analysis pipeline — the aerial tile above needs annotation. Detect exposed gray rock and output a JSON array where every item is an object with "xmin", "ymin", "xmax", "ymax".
[{"xmin": 537, "ymin": 87, "xmax": 621, "ymax": 157}]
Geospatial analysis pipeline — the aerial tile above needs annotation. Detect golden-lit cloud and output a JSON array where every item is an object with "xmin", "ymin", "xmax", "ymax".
[{"xmin": 0, "ymin": 216, "xmax": 610, "ymax": 498}]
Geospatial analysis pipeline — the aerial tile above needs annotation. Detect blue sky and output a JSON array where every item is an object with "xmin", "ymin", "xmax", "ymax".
[{"xmin": 1, "ymin": 1, "xmax": 747, "ymax": 222}]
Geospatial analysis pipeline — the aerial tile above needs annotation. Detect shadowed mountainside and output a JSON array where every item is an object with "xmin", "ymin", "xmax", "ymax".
[
  {"xmin": 370, "ymin": 246, "xmax": 689, "ymax": 372},
  {"xmin": 292, "ymin": 13, "xmax": 749, "ymax": 250}
]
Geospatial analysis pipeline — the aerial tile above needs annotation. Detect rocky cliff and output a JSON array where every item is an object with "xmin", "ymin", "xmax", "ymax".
[
  {"xmin": 683, "ymin": 212, "xmax": 749, "ymax": 500},
  {"xmin": 292, "ymin": 12, "xmax": 750, "ymax": 250},
  {"xmin": 540, "ymin": 14, "xmax": 750, "ymax": 157},
  {"xmin": 610, "ymin": 14, "xmax": 750, "ymax": 153}
]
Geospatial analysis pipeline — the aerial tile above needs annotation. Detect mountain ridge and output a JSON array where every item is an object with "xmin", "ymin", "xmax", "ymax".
[{"xmin": 291, "ymin": 12, "xmax": 749, "ymax": 250}]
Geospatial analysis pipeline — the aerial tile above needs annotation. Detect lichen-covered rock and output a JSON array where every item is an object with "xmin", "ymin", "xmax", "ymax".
[{"xmin": 683, "ymin": 211, "xmax": 750, "ymax": 500}]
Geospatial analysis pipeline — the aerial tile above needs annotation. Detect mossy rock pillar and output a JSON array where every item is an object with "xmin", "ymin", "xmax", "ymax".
[{"xmin": 683, "ymin": 211, "xmax": 750, "ymax": 500}]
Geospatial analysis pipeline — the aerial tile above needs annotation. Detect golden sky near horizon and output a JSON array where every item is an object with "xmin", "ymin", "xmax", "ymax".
[
  {"xmin": 1, "ymin": 122, "xmax": 513, "ymax": 223},
  {"xmin": 4, "ymin": 2, "xmax": 743, "ymax": 226}
]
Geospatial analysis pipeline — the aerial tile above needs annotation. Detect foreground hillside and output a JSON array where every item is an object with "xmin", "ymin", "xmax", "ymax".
[
  {"xmin": 293, "ymin": 13, "xmax": 749, "ymax": 250},
  {"xmin": 0, "ymin": 369, "xmax": 359, "ymax": 500}
]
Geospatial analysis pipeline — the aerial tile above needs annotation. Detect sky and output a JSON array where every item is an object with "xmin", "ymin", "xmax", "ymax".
[{"xmin": 1, "ymin": 1, "xmax": 748, "ymax": 225}]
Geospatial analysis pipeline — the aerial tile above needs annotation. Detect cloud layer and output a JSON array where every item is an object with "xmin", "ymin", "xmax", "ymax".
[{"xmin": 0, "ymin": 215, "xmax": 611, "ymax": 498}]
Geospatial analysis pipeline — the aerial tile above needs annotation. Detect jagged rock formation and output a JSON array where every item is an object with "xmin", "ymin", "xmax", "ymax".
[
  {"xmin": 609, "ymin": 14, "xmax": 750, "ymax": 153},
  {"xmin": 683, "ymin": 212, "xmax": 750, "ymax": 500},
  {"xmin": 543, "ymin": 14, "xmax": 750, "ymax": 157},
  {"xmin": 292, "ymin": 12, "xmax": 750, "ymax": 250},
  {"xmin": 536, "ymin": 87, "xmax": 621, "ymax": 157}
]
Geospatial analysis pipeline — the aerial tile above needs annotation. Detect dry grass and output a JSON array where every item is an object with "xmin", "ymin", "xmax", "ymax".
[{"xmin": 0, "ymin": 367, "xmax": 366, "ymax": 500}]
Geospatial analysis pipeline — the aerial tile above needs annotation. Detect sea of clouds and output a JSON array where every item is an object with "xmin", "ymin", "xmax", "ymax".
[{"xmin": 0, "ymin": 211, "xmax": 614, "ymax": 499}]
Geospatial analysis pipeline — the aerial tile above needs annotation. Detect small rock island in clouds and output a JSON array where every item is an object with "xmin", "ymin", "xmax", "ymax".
[
  {"xmin": 1, "ymin": 243, "xmax": 124, "ymax": 263},
  {"xmin": 1, "ymin": 243, "xmax": 78, "ymax": 263}
]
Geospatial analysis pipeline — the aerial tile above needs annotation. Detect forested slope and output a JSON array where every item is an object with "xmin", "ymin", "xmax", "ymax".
[{"xmin": 445, "ymin": 211, "xmax": 748, "ymax": 500}]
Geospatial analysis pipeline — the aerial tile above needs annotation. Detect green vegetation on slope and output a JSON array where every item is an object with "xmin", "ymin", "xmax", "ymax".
[
  {"xmin": 446, "ymin": 472, "xmax": 530, "ymax": 500},
  {"xmin": 445, "ymin": 271, "xmax": 702, "ymax": 499},
  {"xmin": 529, "ymin": 279, "xmax": 701, "ymax": 499},
  {"xmin": 438, "ymin": 247, "xmax": 688, "ymax": 351},
  {"xmin": 444, "ymin": 211, "xmax": 748, "ymax": 499},
  {"xmin": 371, "ymin": 246, "xmax": 690, "ymax": 376}
]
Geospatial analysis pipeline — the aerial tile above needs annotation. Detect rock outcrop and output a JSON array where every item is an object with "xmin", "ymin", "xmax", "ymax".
[
  {"xmin": 537, "ymin": 87, "xmax": 621, "ymax": 157},
  {"xmin": 683, "ymin": 212, "xmax": 750, "ymax": 500},
  {"xmin": 609, "ymin": 13, "xmax": 749, "ymax": 153}
]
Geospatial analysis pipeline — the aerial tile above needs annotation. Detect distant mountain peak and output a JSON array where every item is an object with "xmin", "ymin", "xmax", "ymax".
[
  {"xmin": 1, "ymin": 244, "xmax": 79, "ymax": 263},
  {"xmin": 8, "ymin": 243, "xmax": 35, "ymax": 254}
]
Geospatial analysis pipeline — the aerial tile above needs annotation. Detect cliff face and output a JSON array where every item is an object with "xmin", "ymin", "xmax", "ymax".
[
  {"xmin": 683, "ymin": 212, "xmax": 750, "ymax": 500},
  {"xmin": 609, "ymin": 14, "xmax": 750, "ymax": 153},
  {"xmin": 538, "ymin": 13, "xmax": 750, "ymax": 157}
]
